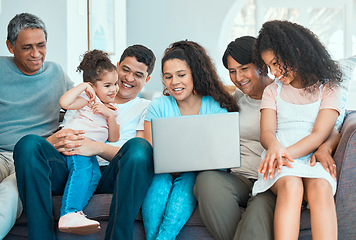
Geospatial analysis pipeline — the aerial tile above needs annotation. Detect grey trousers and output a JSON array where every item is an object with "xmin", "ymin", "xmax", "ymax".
[
  {"xmin": 0, "ymin": 151, "xmax": 23, "ymax": 239},
  {"xmin": 194, "ymin": 170, "xmax": 276, "ymax": 240},
  {"xmin": 0, "ymin": 151, "xmax": 15, "ymax": 182}
]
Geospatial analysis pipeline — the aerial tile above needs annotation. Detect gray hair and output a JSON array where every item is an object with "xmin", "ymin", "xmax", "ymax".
[{"xmin": 7, "ymin": 13, "xmax": 47, "ymax": 46}]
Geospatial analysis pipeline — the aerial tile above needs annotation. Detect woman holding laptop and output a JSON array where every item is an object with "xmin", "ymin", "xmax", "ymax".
[{"xmin": 142, "ymin": 40, "xmax": 239, "ymax": 240}]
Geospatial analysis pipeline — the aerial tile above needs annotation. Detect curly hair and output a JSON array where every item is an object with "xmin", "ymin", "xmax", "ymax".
[
  {"xmin": 253, "ymin": 20, "xmax": 342, "ymax": 91},
  {"xmin": 161, "ymin": 40, "xmax": 239, "ymax": 112},
  {"xmin": 77, "ymin": 49, "xmax": 117, "ymax": 85}
]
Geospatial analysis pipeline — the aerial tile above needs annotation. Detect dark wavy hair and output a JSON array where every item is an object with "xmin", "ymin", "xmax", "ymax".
[
  {"xmin": 161, "ymin": 40, "xmax": 239, "ymax": 112},
  {"xmin": 77, "ymin": 49, "xmax": 117, "ymax": 85},
  {"xmin": 253, "ymin": 20, "xmax": 342, "ymax": 91}
]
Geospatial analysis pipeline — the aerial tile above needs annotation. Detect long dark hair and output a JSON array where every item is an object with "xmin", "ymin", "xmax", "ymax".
[
  {"xmin": 253, "ymin": 20, "xmax": 342, "ymax": 91},
  {"xmin": 162, "ymin": 40, "xmax": 239, "ymax": 112}
]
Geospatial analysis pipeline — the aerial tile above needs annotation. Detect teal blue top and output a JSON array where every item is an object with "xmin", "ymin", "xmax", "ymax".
[
  {"xmin": 0, "ymin": 56, "xmax": 73, "ymax": 151},
  {"xmin": 145, "ymin": 95, "xmax": 227, "ymax": 121}
]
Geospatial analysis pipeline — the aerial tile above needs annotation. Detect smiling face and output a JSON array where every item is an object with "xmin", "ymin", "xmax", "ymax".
[
  {"xmin": 227, "ymin": 55, "xmax": 268, "ymax": 100},
  {"xmin": 261, "ymin": 50, "xmax": 301, "ymax": 88},
  {"xmin": 163, "ymin": 59, "xmax": 199, "ymax": 103},
  {"xmin": 92, "ymin": 70, "xmax": 119, "ymax": 104},
  {"xmin": 6, "ymin": 28, "xmax": 47, "ymax": 75},
  {"xmin": 116, "ymin": 56, "xmax": 150, "ymax": 103}
]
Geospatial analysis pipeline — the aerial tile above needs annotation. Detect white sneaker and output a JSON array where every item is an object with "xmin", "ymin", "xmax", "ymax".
[{"xmin": 58, "ymin": 211, "xmax": 100, "ymax": 235}]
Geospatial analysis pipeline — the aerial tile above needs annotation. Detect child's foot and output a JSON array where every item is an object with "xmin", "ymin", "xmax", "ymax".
[{"xmin": 58, "ymin": 211, "xmax": 100, "ymax": 235}]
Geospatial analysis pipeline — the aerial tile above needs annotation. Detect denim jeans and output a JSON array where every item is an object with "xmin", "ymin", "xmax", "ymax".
[
  {"xmin": 142, "ymin": 172, "xmax": 197, "ymax": 240},
  {"xmin": 60, "ymin": 155, "xmax": 101, "ymax": 216},
  {"xmin": 14, "ymin": 134, "xmax": 154, "ymax": 240}
]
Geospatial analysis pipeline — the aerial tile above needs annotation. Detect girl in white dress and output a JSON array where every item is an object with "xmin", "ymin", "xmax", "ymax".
[{"xmin": 252, "ymin": 20, "xmax": 343, "ymax": 240}]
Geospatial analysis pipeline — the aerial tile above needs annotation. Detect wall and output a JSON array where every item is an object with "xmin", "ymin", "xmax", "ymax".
[
  {"xmin": 65, "ymin": 0, "xmax": 126, "ymax": 85},
  {"xmin": 2, "ymin": 0, "xmax": 236, "ymax": 91},
  {"xmin": 126, "ymin": 0, "xmax": 237, "ymax": 92},
  {"xmin": 1, "ymin": 0, "xmax": 355, "ymax": 105},
  {"xmin": 0, "ymin": 0, "xmax": 67, "ymax": 71},
  {"xmin": 0, "ymin": 0, "xmax": 126, "ymax": 85}
]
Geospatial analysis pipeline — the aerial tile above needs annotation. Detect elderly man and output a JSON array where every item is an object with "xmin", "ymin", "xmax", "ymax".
[{"xmin": 0, "ymin": 12, "xmax": 73, "ymax": 238}]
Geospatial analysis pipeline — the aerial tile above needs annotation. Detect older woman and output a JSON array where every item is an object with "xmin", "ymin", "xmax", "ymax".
[{"xmin": 194, "ymin": 36, "xmax": 340, "ymax": 240}]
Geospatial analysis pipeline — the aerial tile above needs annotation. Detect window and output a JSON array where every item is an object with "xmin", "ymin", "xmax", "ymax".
[
  {"xmin": 229, "ymin": 0, "xmax": 355, "ymax": 59},
  {"xmin": 227, "ymin": 0, "xmax": 356, "ymax": 110}
]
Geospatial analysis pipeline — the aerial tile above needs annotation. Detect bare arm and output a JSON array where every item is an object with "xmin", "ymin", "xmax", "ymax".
[
  {"xmin": 59, "ymin": 82, "xmax": 95, "ymax": 110},
  {"xmin": 75, "ymin": 138, "xmax": 120, "ymax": 161},
  {"xmin": 106, "ymin": 116, "xmax": 120, "ymax": 142},
  {"xmin": 310, "ymin": 128, "xmax": 341, "ymax": 180},
  {"xmin": 260, "ymin": 108, "xmax": 278, "ymax": 151},
  {"xmin": 136, "ymin": 130, "xmax": 144, "ymax": 138},
  {"xmin": 259, "ymin": 108, "xmax": 294, "ymax": 179},
  {"xmin": 67, "ymin": 138, "xmax": 120, "ymax": 160},
  {"xmin": 144, "ymin": 121, "xmax": 153, "ymax": 145}
]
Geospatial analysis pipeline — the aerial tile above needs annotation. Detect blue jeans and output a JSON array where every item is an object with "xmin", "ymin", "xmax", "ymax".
[
  {"xmin": 60, "ymin": 155, "xmax": 101, "ymax": 216},
  {"xmin": 142, "ymin": 172, "xmax": 197, "ymax": 240},
  {"xmin": 14, "ymin": 134, "xmax": 154, "ymax": 240}
]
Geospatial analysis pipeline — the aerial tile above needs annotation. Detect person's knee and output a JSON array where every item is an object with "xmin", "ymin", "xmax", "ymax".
[
  {"xmin": 174, "ymin": 172, "xmax": 196, "ymax": 191},
  {"xmin": 123, "ymin": 137, "xmax": 153, "ymax": 168},
  {"xmin": 178, "ymin": 172, "xmax": 196, "ymax": 182},
  {"xmin": 153, "ymin": 173, "xmax": 173, "ymax": 183},
  {"xmin": 306, "ymin": 179, "xmax": 333, "ymax": 202},
  {"xmin": 15, "ymin": 134, "xmax": 44, "ymax": 149},
  {"xmin": 14, "ymin": 135, "xmax": 44, "ymax": 159},
  {"xmin": 0, "ymin": 161, "xmax": 12, "ymax": 182},
  {"xmin": 14, "ymin": 135, "xmax": 45, "ymax": 167},
  {"xmin": 194, "ymin": 171, "xmax": 219, "ymax": 200},
  {"xmin": 248, "ymin": 191, "xmax": 276, "ymax": 215},
  {"xmin": 275, "ymin": 177, "xmax": 303, "ymax": 200}
]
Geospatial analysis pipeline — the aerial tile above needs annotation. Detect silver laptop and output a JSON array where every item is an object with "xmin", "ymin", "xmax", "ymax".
[{"xmin": 151, "ymin": 112, "xmax": 241, "ymax": 174}]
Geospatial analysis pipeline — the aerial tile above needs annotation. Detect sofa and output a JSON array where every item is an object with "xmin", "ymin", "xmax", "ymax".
[{"xmin": 5, "ymin": 110, "xmax": 356, "ymax": 240}]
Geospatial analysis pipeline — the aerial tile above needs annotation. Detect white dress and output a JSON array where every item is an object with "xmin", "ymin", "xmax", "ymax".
[{"xmin": 252, "ymin": 81, "xmax": 337, "ymax": 196}]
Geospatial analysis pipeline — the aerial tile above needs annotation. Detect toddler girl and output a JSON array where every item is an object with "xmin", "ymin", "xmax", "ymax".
[{"xmin": 58, "ymin": 49, "xmax": 119, "ymax": 235}]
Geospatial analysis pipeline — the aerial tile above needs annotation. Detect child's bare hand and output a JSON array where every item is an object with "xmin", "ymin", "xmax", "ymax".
[
  {"xmin": 259, "ymin": 143, "xmax": 294, "ymax": 180},
  {"xmin": 104, "ymin": 103, "xmax": 117, "ymax": 111},
  {"xmin": 84, "ymin": 83, "xmax": 96, "ymax": 103},
  {"xmin": 92, "ymin": 102, "xmax": 115, "ymax": 119}
]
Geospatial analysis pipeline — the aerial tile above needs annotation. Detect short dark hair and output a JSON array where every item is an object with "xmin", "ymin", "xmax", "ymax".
[
  {"xmin": 7, "ymin": 13, "xmax": 47, "ymax": 46},
  {"xmin": 119, "ymin": 44, "xmax": 156, "ymax": 76},
  {"xmin": 222, "ymin": 36, "xmax": 256, "ymax": 69}
]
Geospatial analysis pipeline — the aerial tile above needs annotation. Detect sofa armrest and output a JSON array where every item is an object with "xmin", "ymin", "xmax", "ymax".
[{"xmin": 333, "ymin": 111, "xmax": 356, "ymax": 239}]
